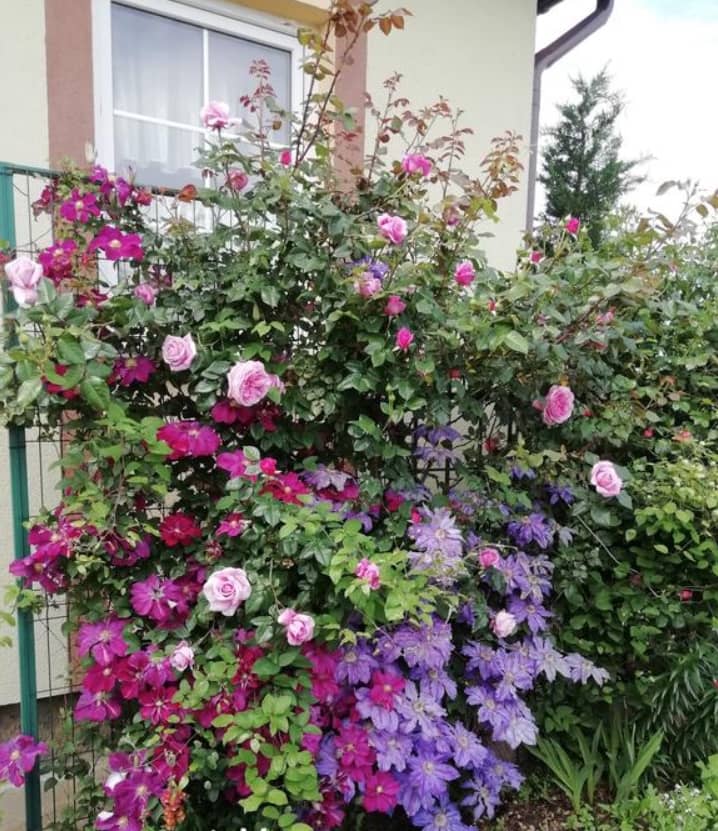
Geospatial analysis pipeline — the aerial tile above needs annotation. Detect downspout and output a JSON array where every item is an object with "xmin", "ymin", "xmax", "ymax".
[{"xmin": 525, "ymin": 0, "xmax": 615, "ymax": 230}]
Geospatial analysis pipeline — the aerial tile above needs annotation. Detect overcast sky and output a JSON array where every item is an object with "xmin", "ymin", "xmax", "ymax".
[{"xmin": 536, "ymin": 0, "xmax": 718, "ymax": 218}]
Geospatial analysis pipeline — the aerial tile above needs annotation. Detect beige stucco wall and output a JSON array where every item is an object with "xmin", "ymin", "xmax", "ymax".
[
  {"xmin": 0, "ymin": 0, "xmax": 49, "ymax": 168},
  {"xmin": 366, "ymin": 0, "xmax": 536, "ymax": 270}
]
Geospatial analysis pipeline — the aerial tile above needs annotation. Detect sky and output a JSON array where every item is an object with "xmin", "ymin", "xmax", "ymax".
[{"xmin": 536, "ymin": 0, "xmax": 718, "ymax": 219}]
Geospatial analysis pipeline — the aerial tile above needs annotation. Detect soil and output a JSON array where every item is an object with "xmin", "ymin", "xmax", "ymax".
[{"xmin": 488, "ymin": 794, "xmax": 575, "ymax": 830}]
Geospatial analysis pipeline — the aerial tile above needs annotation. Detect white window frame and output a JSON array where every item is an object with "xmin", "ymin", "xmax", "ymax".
[{"xmin": 91, "ymin": 0, "xmax": 305, "ymax": 180}]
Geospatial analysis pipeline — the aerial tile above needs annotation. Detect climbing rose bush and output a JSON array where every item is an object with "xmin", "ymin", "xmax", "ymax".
[{"xmin": 0, "ymin": 8, "xmax": 626, "ymax": 828}]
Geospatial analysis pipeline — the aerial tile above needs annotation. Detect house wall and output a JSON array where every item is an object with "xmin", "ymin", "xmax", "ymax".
[
  {"xmin": 365, "ymin": 0, "xmax": 536, "ymax": 269},
  {"xmin": 0, "ymin": 0, "xmax": 537, "ymax": 707}
]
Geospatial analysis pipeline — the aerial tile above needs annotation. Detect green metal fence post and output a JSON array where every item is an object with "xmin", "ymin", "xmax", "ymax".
[{"xmin": 1, "ymin": 163, "xmax": 43, "ymax": 831}]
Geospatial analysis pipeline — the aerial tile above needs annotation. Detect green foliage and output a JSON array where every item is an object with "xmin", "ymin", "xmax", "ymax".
[
  {"xmin": 529, "ymin": 732, "xmax": 603, "ymax": 812},
  {"xmin": 529, "ymin": 717, "xmax": 661, "ymax": 810}
]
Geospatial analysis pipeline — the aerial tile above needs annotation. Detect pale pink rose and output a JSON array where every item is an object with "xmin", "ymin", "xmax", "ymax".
[
  {"xmin": 395, "ymin": 327, "xmax": 414, "ymax": 352},
  {"xmin": 279, "ymin": 149, "xmax": 292, "ymax": 166},
  {"xmin": 565, "ymin": 216, "xmax": 581, "ymax": 235},
  {"xmin": 355, "ymin": 558, "xmax": 381, "ymax": 590},
  {"xmin": 226, "ymin": 360, "xmax": 274, "ymax": 407},
  {"xmin": 5, "ymin": 256, "xmax": 43, "ymax": 307},
  {"xmin": 401, "ymin": 154, "xmax": 432, "ymax": 177},
  {"xmin": 161, "ymin": 334, "xmax": 197, "ymax": 372},
  {"xmin": 200, "ymin": 101, "xmax": 230, "ymax": 130},
  {"xmin": 454, "ymin": 260, "xmax": 475, "ymax": 286},
  {"xmin": 384, "ymin": 295, "xmax": 406, "ymax": 316},
  {"xmin": 377, "ymin": 213, "xmax": 407, "ymax": 245},
  {"xmin": 202, "ymin": 567, "xmax": 251, "ymax": 616},
  {"xmin": 478, "ymin": 548, "xmax": 500, "ymax": 569},
  {"xmin": 133, "ymin": 283, "xmax": 157, "ymax": 305},
  {"xmin": 355, "ymin": 274, "xmax": 382, "ymax": 297},
  {"xmin": 590, "ymin": 460, "xmax": 623, "ymax": 498},
  {"xmin": 529, "ymin": 250, "xmax": 544, "ymax": 265},
  {"xmin": 492, "ymin": 610, "xmax": 517, "ymax": 638},
  {"xmin": 227, "ymin": 170, "xmax": 249, "ymax": 191},
  {"xmin": 542, "ymin": 385, "xmax": 575, "ymax": 427},
  {"xmin": 169, "ymin": 640, "xmax": 194, "ymax": 672},
  {"xmin": 277, "ymin": 608, "xmax": 315, "ymax": 646}
]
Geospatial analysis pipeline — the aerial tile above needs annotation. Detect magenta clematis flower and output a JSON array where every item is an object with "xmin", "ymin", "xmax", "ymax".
[
  {"xmin": 156, "ymin": 421, "xmax": 220, "ymax": 460},
  {"xmin": 0, "ymin": 735, "xmax": 47, "ymax": 787},
  {"xmin": 96, "ymin": 811, "xmax": 143, "ymax": 831},
  {"xmin": 216, "ymin": 512, "xmax": 247, "ymax": 537},
  {"xmin": 59, "ymin": 189, "xmax": 101, "ymax": 223},
  {"xmin": 76, "ymin": 618, "xmax": 128, "ymax": 666},
  {"xmin": 74, "ymin": 690, "xmax": 122, "ymax": 722},
  {"xmin": 90, "ymin": 226, "xmax": 144, "ymax": 261},
  {"xmin": 362, "ymin": 770, "xmax": 400, "ymax": 813},
  {"xmin": 112, "ymin": 356, "xmax": 155, "ymax": 386},
  {"xmin": 138, "ymin": 686, "xmax": 180, "ymax": 725},
  {"xmin": 130, "ymin": 575, "xmax": 184, "ymax": 623},
  {"xmin": 82, "ymin": 662, "xmax": 118, "ymax": 694},
  {"xmin": 159, "ymin": 512, "xmax": 202, "ymax": 547},
  {"xmin": 216, "ymin": 449, "xmax": 249, "ymax": 478}
]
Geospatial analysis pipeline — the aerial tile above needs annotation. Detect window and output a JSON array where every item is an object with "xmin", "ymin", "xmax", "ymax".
[{"xmin": 93, "ymin": 0, "xmax": 303, "ymax": 188}]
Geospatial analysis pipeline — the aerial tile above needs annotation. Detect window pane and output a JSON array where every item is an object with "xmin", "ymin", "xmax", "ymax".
[
  {"xmin": 112, "ymin": 4, "xmax": 203, "ymax": 125},
  {"xmin": 208, "ymin": 30, "xmax": 292, "ymax": 144},
  {"xmin": 114, "ymin": 116, "xmax": 203, "ymax": 189}
]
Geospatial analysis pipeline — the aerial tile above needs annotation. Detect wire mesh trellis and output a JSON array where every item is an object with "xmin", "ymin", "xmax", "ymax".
[
  {"xmin": 0, "ymin": 162, "xmax": 97, "ymax": 831},
  {"xmin": 0, "ymin": 162, "xmax": 247, "ymax": 830}
]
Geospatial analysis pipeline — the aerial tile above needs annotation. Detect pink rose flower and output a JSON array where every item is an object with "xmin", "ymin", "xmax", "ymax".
[
  {"xmin": 401, "ymin": 154, "xmax": 432, "ymax": 177},
  {"xmin": 355, "ymin": 558, "xmax": 381, "ymax": 590},
  {"xmin": 279, "ymin": 149, "xmax": 292, "ymax": 166},
  {"xmin": 202, "ymin": 567, "xmax": 251, "ymax": 616},
  {"xmin": 200, "ymin": 101, "xmax": 230, "ymax": 130},
  {"xmin": 454, "ymin": 260, "xmax": 475, "ymax": 286},
  {"xmin": 277, "ymin": 608, "xmax": 315, "ymax": 646},
  {"xmin": 169, "ymin": 640, "xmax": 194, "ymax": 672},
  {"xmin": 565, "ymin": 216, "xmax": 581, "ymax": 235},
  {"xmin": 395, "ymin": 327, "xmax": 414, "ymax": 352},
  {"xmin": 492, "ymin": 610, "xmax": 517, "ymax": 638},
  {"xmin": 384, "ymin": 295, "xmax": 406, "ymax": 316},
  {"xmin": 377, "ymin": 213, "xmax": 408, "ymax": 245},
  {"xmin": 596, "ymin": 307, "xmax": 615, "ymax": 326},
  {"xmin": 226, "ymin": 360, "xmax": 274, "ymax": 407},
  {"xmin": 161, "ymin": 334, "xmax": 197, "ymax": 372},
  {"xmin": 590, "ymin": 460, "xmax": 623, "ymax": 498},
  {"xmin": 227, "ymin": 170, "xmax": 249, "ymax": 191},
  {"xmin": 478, "ymin": 547, "xmax": 500, "ymax": 569},
  {"xmin": 542, "ymin": 385, "xmax": 575, "ymax": 426},
  {"xmin": 133, "ymin": 283, "xmax": 157, "ymax": 306},
  {"xmin": 529, "ymin": 250, "xmax": 544, "ymax": 265},
  {"xmin": 5, "ymin": 256, "xmax": 43, "ymax": 307}
]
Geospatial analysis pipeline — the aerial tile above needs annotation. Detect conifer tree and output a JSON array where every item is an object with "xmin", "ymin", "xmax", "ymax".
[{"xmin": 539, "ymin": 69, "xmax": 643, "ymax": 245}]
